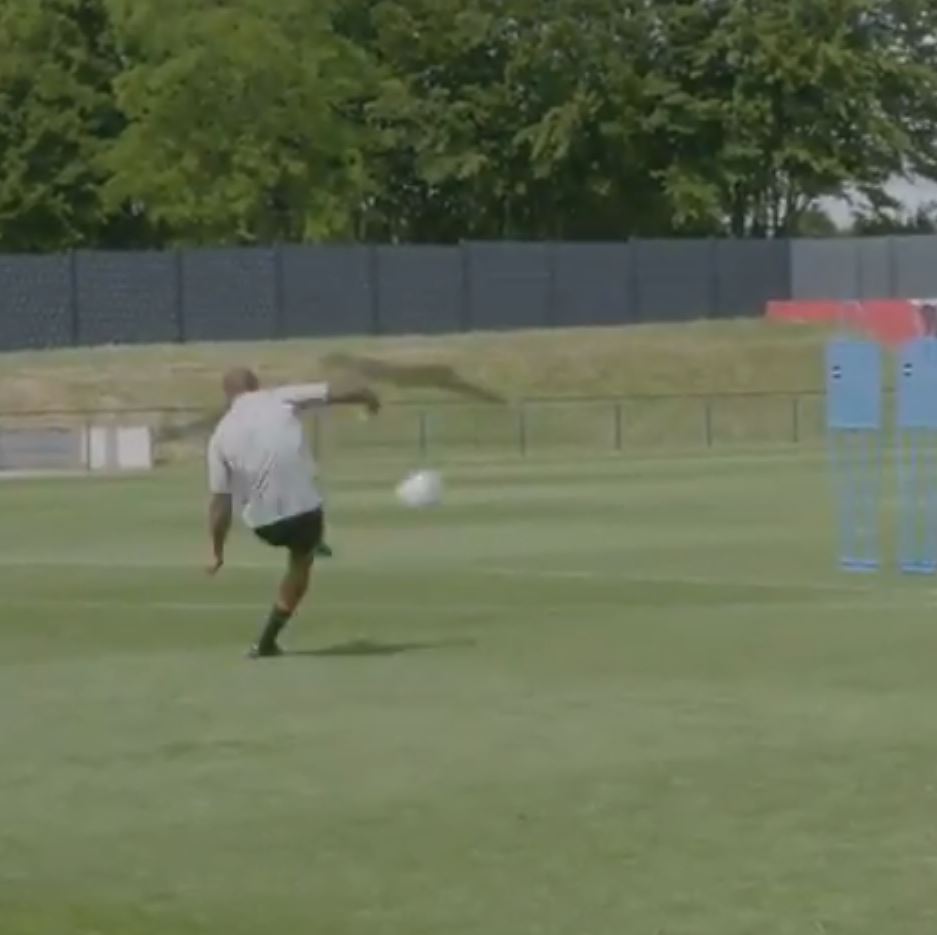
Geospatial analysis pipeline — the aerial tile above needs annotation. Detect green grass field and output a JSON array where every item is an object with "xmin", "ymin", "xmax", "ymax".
[
  {"xmin": 4, "ymin": 449, "xmax": 937, "ymax": 935},
  {"xmin": 0, "ymin": 320, "xmax": 840, "ymax": 416},
  {"xmin": 0, "ymin": 318, "xmax": 841, "ymax": 464}
]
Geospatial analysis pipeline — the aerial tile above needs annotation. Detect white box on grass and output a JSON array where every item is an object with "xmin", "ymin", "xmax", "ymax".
[{"xmin": 86, "ymin": 426, "xmax": 154, "ymax": 472}]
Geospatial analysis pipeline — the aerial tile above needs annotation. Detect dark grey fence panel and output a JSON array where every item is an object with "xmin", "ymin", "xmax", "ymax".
[
  {"xmin": 792, "ymin": 237, "xmax": 937, "ymax": 299},
  {"xmin": 76, "ymin": 250, "xmax": 177, "ymax": 346},
  {"xmin": 892, "ymin": 235, "xmax": 937, "ymax": 297},
  {"xmin": 14, "ymin": 236, "xmax": 937, "ymax": 353},
  {"xmin": 552, "ymin": 243, "xmax": 632, "ymax": 326},
  {"xmin": 855, "ymin": 238, "xmax": 892, "ymax": 297},
  {"xmin": 377, "ymin": 245, "xmax": 462, "ymax": 334},
  {"xmin": 281, "ymin": 245, "xmax": 373, "ymax": 337},
  {"xmin": 714, "ymin": 239, "xmax": 789, "ymax": 316},
  {"xmin": 181, "ymin": 248, "xmax": 277, "ymax": 342},
  {"xmin": 634, "ymin": 240, "xmax": 715, "ymax": 321},
  {"xmin": 467, "ymin": 243, "xmax": 551, "ymax": 330},
  {"xmin": 791, "ymin": 239, "xmax": 862, "ymax": 299},
  {"xmin": 0, "ymin": 254, "xmax": 71, "ymax": 350}
]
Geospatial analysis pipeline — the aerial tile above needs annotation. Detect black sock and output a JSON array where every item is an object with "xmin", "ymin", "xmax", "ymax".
[{"xmin": 257, "ymin": 605, "xmax": 291, "ymax": 651}]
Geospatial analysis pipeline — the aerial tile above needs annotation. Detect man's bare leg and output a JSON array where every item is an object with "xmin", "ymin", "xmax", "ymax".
[{"xmin": 251, "ymin": 551, "xmax": 315, "ymax": 657}]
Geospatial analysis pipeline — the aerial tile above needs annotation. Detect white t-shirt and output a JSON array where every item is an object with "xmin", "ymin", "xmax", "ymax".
[{"xmin": 207, "ymin": 384, "xmax": 329, "ymax": 529}]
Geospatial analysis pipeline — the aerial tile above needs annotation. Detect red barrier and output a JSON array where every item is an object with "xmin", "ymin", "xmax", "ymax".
[{"xmin": 766, "ymin": 299, "xmax": 937, "ymax": 345}]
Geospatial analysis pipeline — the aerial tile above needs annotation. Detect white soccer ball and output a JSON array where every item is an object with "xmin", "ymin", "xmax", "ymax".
[{"xmin": 396, "ymin": 469, "xmax": 443, "ymax": 508}]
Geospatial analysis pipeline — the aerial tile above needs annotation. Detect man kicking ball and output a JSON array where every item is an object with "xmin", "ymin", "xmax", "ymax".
[{"xmin": 205, "ymin": 367, "xmax": 380, "ymax": 658}]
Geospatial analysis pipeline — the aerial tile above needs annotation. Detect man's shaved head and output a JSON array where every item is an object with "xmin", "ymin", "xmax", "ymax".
[{"xmin": 222, "ymin": 367, "xmax": 260, "ymax": 402}]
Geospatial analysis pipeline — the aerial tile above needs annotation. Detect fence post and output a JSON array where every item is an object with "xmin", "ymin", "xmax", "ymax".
[
  {"xmin": 613, "ymin": 401, "xmax": 623, "ymax": 451},
  {"xmin": 82, "ymin": 419, "xmax": 92, "ymax": 472},
  {"xmin": 418, "ymin": 409, "xmax": 429, "ymax": 457},
  {"xmin": 67, "ymin": 250, "xmax": 79, "ymax": 347},
  {"xmin": 629, "ymin": 239, "xmax": 642, "ymax": 323},
  {"xmin": 887, "ymin": 236, "xmax": 898, "ymax": 297},
  {"xmin": 545, "ymin": 242, "xmax": 558, "ymax": 328},
  {"xmin": 273, "ymin": 243, "xmax": 286, "ymax": 338},
  {"xmin": 459, "ymin": 241, "xmax": 473, "ymax": 332},
  {"xmin": 518, "ymin": 403, "xmax": 528, "ymax": 456},
  {"xmin": 709, "ymin": 238, "xmax": 721, "ymax": 319},
  {"xmin": 791, "ymin": 395, "xmax": 800, "ymax": 444},
  {"xmin": 854, "ymin": 236, "xmax": 863, "ymax": 299},
  {"xmin": 173, "ymin": 248, "xmax": 186, "ymax": 343},
  {"xmin": 369, "ymin": 244, "xmax": 382, "ymax": 335},
  {"xmin": 703, "ymin": 398, "xmax": 714, "ymax": 447}
]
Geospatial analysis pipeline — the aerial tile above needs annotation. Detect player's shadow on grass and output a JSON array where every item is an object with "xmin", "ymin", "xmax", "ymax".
[{"xmin": 288, "ymin": 638, "xmax": 475, "ymax": 659}]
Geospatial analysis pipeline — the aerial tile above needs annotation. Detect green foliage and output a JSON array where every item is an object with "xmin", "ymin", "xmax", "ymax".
[
  {"xmin": 793, "ymin": 207, "xmax": 841, "ymax": 237},
  {"xmin": 354, "ymin": 0, "xmax": 676, "ymax": 240},
  {"xmin": 103, "ymin": 0, "xmax": 371, "ymax": 244},
  {"xmin": 1, "ymin": 0, "xmax": 936, "ymax": 248},
  {"xmin": 851, "ymin": 202, "xmax": 937, "ymax": 235},
  {"xmin": 642, "ymin": 0, "xmax": 937, "ymax": 236},
  {"xmin": 0, "ymin": 0, "xmax": 123, "ymax": 250}
]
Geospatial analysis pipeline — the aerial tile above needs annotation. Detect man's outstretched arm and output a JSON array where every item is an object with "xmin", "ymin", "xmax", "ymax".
[
  {"xmin": 276, "ymin": 383, "xmax": 380, "ymax": 415},
  {"xmin": 326, "ymin": 386, "xmax": 381, "ymax": 414},
  {"xmin": 207, "ymin": 493, "xmax": 232, "ymax": 575}
]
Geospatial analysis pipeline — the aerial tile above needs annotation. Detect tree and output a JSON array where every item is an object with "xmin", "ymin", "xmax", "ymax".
[
  {"xmin": 851, "ymin": 201, "xmax": 937, "ymax": 235},
  {"xmin": 0, "ymin": 0, "xmax": 123, "ymax": 250},
  {"xmin": 644, "ymin": 0, "xmax": 937, "ymax": 236},
  {"xmin": 346, "ymin": 0, "xmax": 520, "ymax": 241},
  {"xmin": 499, "ymin": 0, "xmax": 678, "ymax": 238},
  {"xmin": 345, "ymin": 0, "xmax": 677, "ymax": 241},
  {"xmin": 349, "ymin": 0, "xmax": 937, "ymax": 241},
  {"xmin": 793, "ymin": 207, "xmax": 841, "ymax": 237},
  {"xmin": 4, "ymin": 0, "xmax": 937, "ymax": 248},
  {"xmin": 103, "ymin": 0, "xmax": 372, "ymax": 244}
]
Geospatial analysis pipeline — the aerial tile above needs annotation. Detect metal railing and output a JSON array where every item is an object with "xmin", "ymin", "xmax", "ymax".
[
  {"xmin": 366, "ymin": 392, "xmax": 828, "ymax": 456},
  {"xmin": 0, "ymin": 390, "xmax": 830, "ymax": 462}
]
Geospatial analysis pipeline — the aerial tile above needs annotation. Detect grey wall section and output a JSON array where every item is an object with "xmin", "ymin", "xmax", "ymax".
[
  {"xmin": 791, "ymin": 235, "xmax": 937, "ymax": 300},
  {"xmin": 467, "ymin": 243, "xmax": 551, "ymax": 330},
  {"xmin": 181, "ymin": 248, "xmax": 277, "ymax": 341},
  {"xmin": 714, "ymin": 239, "xmax": 790, "ymax": 316},
  {"xmin": 76, "ymin": 250, "xmax": 178, "ymax": 346},
  {"xmin": 855, "ymin": 238, "xmax": 893, "ymax": 297},
  {"xmin": 0, "ymin": 254, "xmax": 71, "ymax": 350},
  {"xmin": 552, "ymin": 243, "xmax": 632, "ymax": 326},
  {"xmin": 377, "ymin": 245, "xmax": 462, "ymax": 334},
  {"xmin": 280, "ymin": 245, "xmax": 373, "ymax": 337},
  {"xmin": 634, "ymin": 240, "xmax": 716, "ymax": 321},
  {"xmin": 9, "ymin": 237, "xmax": 937, "ymax": 353},
  {"xmin": 892, "ymin": 236, "xmax": 937, "ymax": 298},
  {"xmin": 791, "ymin": 239, "xmax": 862, "ymax": 299}
]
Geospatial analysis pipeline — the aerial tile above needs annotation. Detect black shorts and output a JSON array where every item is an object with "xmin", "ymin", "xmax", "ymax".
[{"xmin": 254, "ymin": 509, "xmax": 324, "ymax": 557}]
